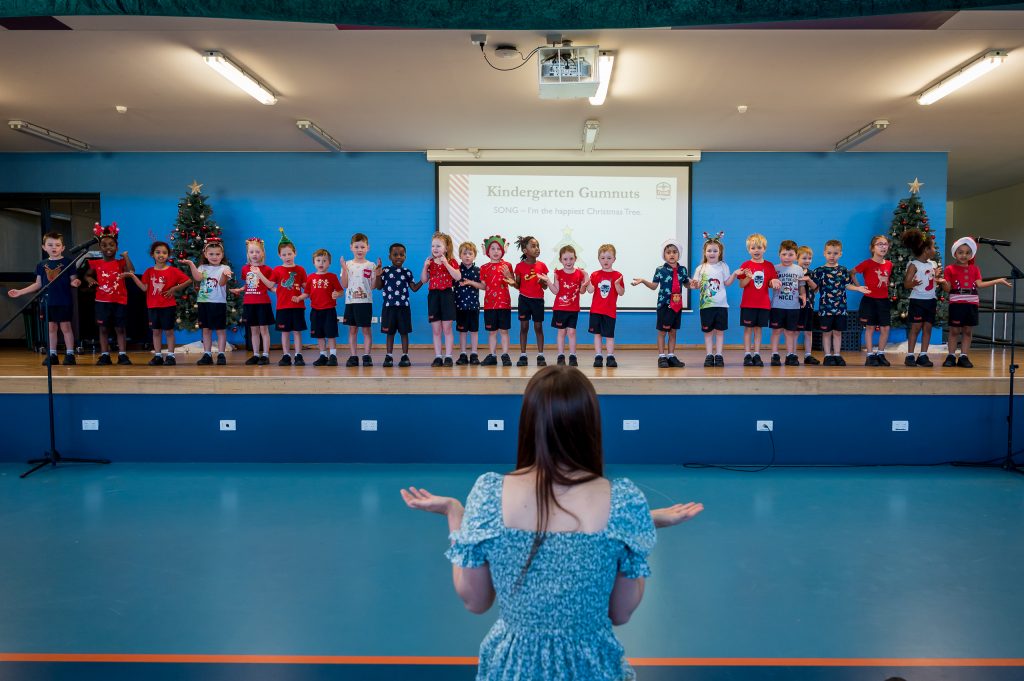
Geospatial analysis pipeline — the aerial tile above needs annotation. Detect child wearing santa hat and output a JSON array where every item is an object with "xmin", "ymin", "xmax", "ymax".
[{"xmin": 943, "ymin": 237, "xmax": 1011, "ymax": 368}]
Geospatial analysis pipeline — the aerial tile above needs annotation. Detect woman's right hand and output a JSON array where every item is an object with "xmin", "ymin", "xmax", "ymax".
[
  {"xmin": 401, "ymin": 487, "xmax": 463, "ymax": 516},
  {"xmin": 651, "ymin": 502, "xmax": 704, "ymax": 528}
]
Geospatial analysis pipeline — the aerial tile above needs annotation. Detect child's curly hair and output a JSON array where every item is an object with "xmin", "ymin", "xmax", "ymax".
[
  {"xmin": 900, "ymin": 228, "xmax": 932, "ymax": 259},
  {"xmin": 515, "ymin": 235, "xmax": 538, "ymax": 262}
]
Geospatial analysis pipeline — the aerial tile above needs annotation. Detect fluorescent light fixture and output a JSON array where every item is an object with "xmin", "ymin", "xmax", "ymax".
[
  {"xmin": 917, "ymin": 50, "xmax": 1008, "ymax": 105},
  {"xmin": 202, "ymin": 51, "xmax": 277, "ymax": 105},
  {"xmin": 8, "ymin": 120, "xmax": 90, "ymax": 151},
  {"xmin": 589, "ymin": 51, "xmax": 615, "ymax": 106},
  {"xmin": 582, "ymin": 119, "xmax": 600, "ymax": 153},
  {"xmin": 833, "ymin": 119, "xmax": 889, "ymax": 152},
  {"xmin": 426, "ymin": 149, "xmax": 701, "ymax": 163},
  {"xmin": 296, "ymin": 120, "xmax": 343, "ymax": 151}
]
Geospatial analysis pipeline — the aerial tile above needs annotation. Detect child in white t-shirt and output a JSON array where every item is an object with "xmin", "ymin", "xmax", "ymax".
[
  {"xmin": 690, "ymin": 233, "xmax": 736, "ymax": 367},
  {"xmin": 180, "ymin": 238, "xmax": 232, "ymax": 365}
]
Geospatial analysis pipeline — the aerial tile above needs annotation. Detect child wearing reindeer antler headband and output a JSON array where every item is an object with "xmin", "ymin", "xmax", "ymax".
[
  {"xmin": 83, "ymin": 222, "xmax": 134, "ymax": 365},
  {"xmin": 691, "ymin": 232, "xmax": 736, "ymax": 367}
]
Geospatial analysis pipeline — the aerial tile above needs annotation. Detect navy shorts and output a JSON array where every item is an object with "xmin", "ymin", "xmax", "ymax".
[
  {"xmin": 948, "ymin": 302, "xmax": 978, "ymax": 327},
  {"xmin": 551, "ymin": 310, "xmax": 579, "ymax": 329},
  {"xmin": 381, "ymin": 306, "xmax": 412, "ymax": 335},
  {"xmin": 276, "ymin": 307, "xmax": 308, "ymax": 332},
  {"xmin": 518, "ymin": 296, "xmax": 544, "ymax": 322},
  {"xmin": 427, "ymin": 289, "xmax": 456, "ymax": 322},
  {"xmin": 343, "ymin": 302, "xmax": 372, "ymax": 328},
  {"xmin": 198, "ymin": 302, "xmax": 227, "ymax": 330},
  {"xmin": 148, "ymin": 307, "xmax": 176, "ymax": 331},
  {"xmin": 242, "ymin": 302, "xmax": 275, "ymax": 327},
  {"xmin": 484, "ymin": 308, "xmax": 512, "ymax": 331},
  {"xmin": 310, "ymin": 308, "xmax": 339, "ymax": 338},
  {"xmin": 909, "ymin": 298, "xmax": 937, "ymax": 325},
  {"xmin": 740, "ymin": 307, "xmax": 770, "ymax": 328},
  {"xmin": 700, "ymin": 307, "xmax": 728, "ymax": 332},
  {"xmin": 769, "ymin": 308, "xmax": 801, "ymax": 332},
  {"xmin": 656, "ymin": 306, "xmax": 681, "ymax": 331},
  {"xmin": 858, "ymin": 297, "xmax": 891, "ymax": 327},
  {"xmin": 43, "ymin": 304, "xmax": 72, "ymax": 323},
  {"xmin": 456, "ymin": 308, "xmax": 479, "ymax": 333},
  {"xmin": 818, "ymin": 314, "xmax": 847, "ymax": 332},
  {"xmin": 95, "ymin": 301, "xmax": 127, "ymax": 328},
  {"xmin": 588, "ymin": 312, "xmax": 616, "ymax": 338}
]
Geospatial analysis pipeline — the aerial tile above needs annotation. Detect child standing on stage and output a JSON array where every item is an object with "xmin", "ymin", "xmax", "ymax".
[
  {"xmin": 180, "ymin": 238, "xmax": 232, "ymax": 366},
  {"xmin": 270, "ymin": 229, "xmax": 308, "ymax": 366},
  {"xmin": 479, "ymin": 235, "xmax": 514, "ymax": 367},
  {"xmin": 231, "ymin": 237, "xmax": 275, "ymax": 366},
  {"xmin": 512, "ymin": 236, "xmax": 549, "ymax": 367},
  {"xmin": 852, "ymin": 235, "xmax": 894, "ymax": 366},
  {"xmin": 768, "ymin": 240, "xmax": 805, "ymax": 367},
  {"xmin": 900, "ymin": 229, "xmax": 948, "ymax": 367},
  {"xmin": 421, "ymin": 232, "xmax": 462, "ymax": 367},
  {"xmin": 796, "ymin": 246, "xmax": 820, "ymax": 365},
  {"xmin": 127, "ymin": 241, "xmax": 191, "ymax": 366},
  {"xmin": 811, "ymin": 240, "xmax": 869, "ymax": 366},
  {"xmin": 455, "ymin": 241, "xmax": 483, "ymax": 365},
  {"xmin": 306, "ymin": 248, "xmax": 343, "ymax": 366},
  {"xmin": 340, "ymin": 232, "xmax": 376, "ymax": 367},
  {"xmin": 943, "ymin": 237, "xmax": 1011, "ymax": 368},
  {"xmin": 588, "ymin": 244, "xmax": 625, "ymax": 367},
  {"xmin": 632, "ymin": 238, "xmax": 689, "ymax": 368},
  {"xmin": 736, "ymin": 233, "xmax": 780, "ymax": 367},
  {"xmin": 691, "ymin": 232, "xmax": 735, "ymax": 367},
  {"xmin": 8, "ymin": 232, "xmax": 82, "ymax": 366},
  {"xmin": 378, "ymin": 243, "xmax": 422, "ymax": 367},
  {"xmin": 548, "ymin": 245, "xmax": 586, "ymax": 366},
  {"xmin": 84, "ymin": 222, "xmax": 134, "ymax": 366}
]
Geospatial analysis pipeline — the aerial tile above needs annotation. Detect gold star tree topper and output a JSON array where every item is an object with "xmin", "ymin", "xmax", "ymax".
[
  {"xmin": 187, "ymin": 179, "xmax": 204, "ymax": 195},
  {"xmin": 908, "ymin": 177, "xmax": 924, "ymax": 194}
]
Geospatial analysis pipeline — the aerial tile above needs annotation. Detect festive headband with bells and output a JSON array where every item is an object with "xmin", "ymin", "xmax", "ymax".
[{"xmin": 93, "ymin": 222, "xmax": 119, "ymax": 239}]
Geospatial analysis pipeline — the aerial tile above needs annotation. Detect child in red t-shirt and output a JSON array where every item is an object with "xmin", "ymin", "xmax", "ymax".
[
  {"xmin": 587, "ymin": 244, "xmax": 625, "ymax": 367},
  {"xmin": 943, "ymin": 237, "xmax": 1011, "ymax": 368},
  {"xmin": 479, "ymin": 235, "xmax": 515, "ymax": 366},
  {"xmin": 127, "ymin": 241, "xmax": 191, "ymax": 366},
  {"xmin": 229, "ymin": 237, "xmax": 276, "ymax": 365},
  {"xmin": 511, "ymin": 235, "xmax": 550, "ymax": 367},
  {"xmin": 419, "ymin": 232, "xmax": 462, "ymax": 367},
  {"xmin": 269, "ymin": 229, "xmax": 309, "ymax": 367},
  {"xmin": 735, "ymin": 233, "xmax": 780, "ymax": 366},
  {"xmin": 851, "ymin": 235, "xmax": 894, "ymax": 367},
  {"xmin": 548, "ymin": 245, "xmax": 587, "ymax": 366},
  {"xmin": 83, "ymin": 222, "xmax": 134, "ymax": 365},
  {"xmin": 305, "ymin": 248, "xmax": 343, "ymax": 366}
]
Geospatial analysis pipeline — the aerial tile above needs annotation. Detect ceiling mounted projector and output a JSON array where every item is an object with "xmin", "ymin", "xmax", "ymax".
[{"xmin": 538, "ymin": 41, "xmax": 600, "ymax": 99}]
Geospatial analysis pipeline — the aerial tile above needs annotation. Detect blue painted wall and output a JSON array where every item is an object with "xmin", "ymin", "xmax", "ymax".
[{"xmin": 0, "ymin": 151, "xmax": 947, "ymax": 346}]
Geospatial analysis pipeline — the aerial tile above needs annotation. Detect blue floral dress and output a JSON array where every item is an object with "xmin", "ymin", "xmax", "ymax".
[{"xmin": 447, "ymin": 472, "xmax": 656, "ymax": 681}]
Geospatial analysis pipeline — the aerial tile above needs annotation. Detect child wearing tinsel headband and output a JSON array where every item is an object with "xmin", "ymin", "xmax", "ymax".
[
  {"xmin": 230, "ymin": 236, "xmax": 275, "ymax": 365},
  {"xmin": 83, "ymin": 222, "xmax": 135, "ymax": 365}
]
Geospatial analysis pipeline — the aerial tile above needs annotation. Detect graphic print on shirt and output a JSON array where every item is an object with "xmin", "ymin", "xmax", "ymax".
[
  {"xmin": 873, "ymin": 267, "xmax": 890, "ymax": 289},
  {"xmin": 44, "ymin": 263, "xmax": 63, "ymax": 283},
  {"xmin": 199, "ymin": 277, "xmax": 218, "ymax": 299},
  {"xmin": 245, "ymin": 269, "xmax": 260, "ymax": 290},
  {"xmin": 556, "ymin": 276, "xmax": 581, "ymax": 308},
  {"xmin": 98, "ymin": 268, "xmax": 122, "ymax": 297},
  {"xmin": 150, "ymin": 275, "xmax": 166, "ymax": 296},
  {"xmin": 598, "ymin": 278, "xmax": 612, "ymax": 298},
  {"xmin": 752, "ymin": 271, "xmax": 764, "ymax": 289}
]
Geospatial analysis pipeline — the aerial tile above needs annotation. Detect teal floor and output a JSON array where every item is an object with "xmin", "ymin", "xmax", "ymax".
[{"xmin": 1, "ymin": 463, "xmax": 1022, "ymax": 679}]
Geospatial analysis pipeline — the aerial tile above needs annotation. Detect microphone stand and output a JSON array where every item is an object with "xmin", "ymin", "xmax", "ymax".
[
  {"xmin": 986, "ymin": 243, "xmax": 1024, "ymax": 475},
  {"xmin": 0, "ymin": 239, "xmax": 111, "ymax": 478}
]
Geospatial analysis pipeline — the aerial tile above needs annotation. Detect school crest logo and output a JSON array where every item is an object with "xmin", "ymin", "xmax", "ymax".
[{"xmin": 656, "ymin": 182, "xmax": 672, "ymax": 200}]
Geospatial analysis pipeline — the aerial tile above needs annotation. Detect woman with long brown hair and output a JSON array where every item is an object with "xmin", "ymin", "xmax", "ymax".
[{"xmin": 401, "ymin": 366, "xmax": 703, "ymax": 680}]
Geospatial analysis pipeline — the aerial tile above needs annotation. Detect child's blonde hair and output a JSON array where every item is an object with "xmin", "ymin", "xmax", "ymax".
[
  {"xmin": 796, "ymin": 245, "xmax": 813, "ymax": 258},
  {"xmin": 597, "ymin": 243, "xmax": 616, "ymax": 258},
  {"xmin": 312, "ymin": 248, "xmax": 332, "ymax": 262},
  {"xmin": 824, "ymin": 239, "xmax": 843, "ymax": 250},
  {"xmin": 245, "ymin": 237, "xmax": 266, "ymax": 263},
  {"xmin": 745, "ymin": 233, "xmax": 767, "ymax": 249},
  {"xmin": 778, "ymin": 239, "xmax": 798, "ymax": 254},
  {"xmin": 432, "ymin": 232, "xmax": 454, "ymax": 259},
  {"xmin": 458, "ymin": 241, "xmax": 477, "ymax": 257}
]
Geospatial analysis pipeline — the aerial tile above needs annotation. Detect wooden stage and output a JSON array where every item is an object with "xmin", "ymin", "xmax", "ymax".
[{"xmin": 0, "ymin": 347, "xmax": 1012, "ymax": 396}]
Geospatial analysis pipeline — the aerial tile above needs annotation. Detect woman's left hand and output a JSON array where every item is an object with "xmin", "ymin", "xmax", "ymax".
[
  {"xmin": 651, "ymin": 502, "xmax": 704, "ymax": 528},
  {"xmin": 401, "ymin": 487, "xmax": 462, "ymax": 516}
]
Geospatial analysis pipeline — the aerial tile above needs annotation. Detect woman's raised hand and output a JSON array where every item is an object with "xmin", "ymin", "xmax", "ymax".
[
  {"xmin": 650, "ymin": 502, "xmax": 704, "ymax": 528},
  {"xmin": 400, "ymin": 487, "xmax": 463, "ymax": 516}
]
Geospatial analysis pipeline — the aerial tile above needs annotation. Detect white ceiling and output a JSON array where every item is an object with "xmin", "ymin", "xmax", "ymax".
[{"xmin": 1, "ymin": 12, "xmax": 1023, "ymax": 199}]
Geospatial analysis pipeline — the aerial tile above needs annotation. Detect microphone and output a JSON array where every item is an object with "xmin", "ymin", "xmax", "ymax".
[
  {"xmin": 66, "ymin": 236, "xmax": 100, "ymax": 257},
  {"xmin": 975, "ymin": 237, "xmax": 1012, "ymax": 247}
]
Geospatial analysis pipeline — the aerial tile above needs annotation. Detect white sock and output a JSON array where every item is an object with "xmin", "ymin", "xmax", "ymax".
[
  {"xmin": 329, "ymin": 349, "xmax": 336, "ymax": 356},
  {"xmin": 101, "ymin": 351, "xmax": 109, "ymax": 356},
  {"xmin": 659, "ymin": 353, "xmax": 666, "ymax": 358}
]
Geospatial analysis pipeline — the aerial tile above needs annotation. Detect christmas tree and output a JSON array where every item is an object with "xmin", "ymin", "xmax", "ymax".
[
  {"xmin": 170, "ymin": 180, "xmax": 243, "ymax": 332},
  {"xmin": 887, "ymin": 177, "xmax": 948, "ymax": 328}
]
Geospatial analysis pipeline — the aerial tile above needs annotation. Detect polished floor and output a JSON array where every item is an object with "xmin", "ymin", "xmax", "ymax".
[{"xmin": 1, "ymin": 463, "xmax": 1022, "ymax": 680}]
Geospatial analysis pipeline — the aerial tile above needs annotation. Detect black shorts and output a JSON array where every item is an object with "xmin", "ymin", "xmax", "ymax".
[
  {"xmin": 798, "ymin": 306, "xmax": 815, "ymax": 332},
  {"xmin": 518, "ymin": 296, "xmax": 544, "ymax": 322},
  {"xmin": 456, "ymin": 308, "xmax": 480, "ymax": 333},
  {"xmin": 588, "ymin": 312, "xmax": 616, "ymax": 338},
  {"xmin": 275, "ymin": 307, "xmax": 307, "ymax": 332},
  {"xmin": 381, "ymin": 306, "xmax": 412, "ymax": 335},
  {"xmin": 484, "ymin": 308, "xmax": 512, "ymax": 331},
  {"xmin": 818, "ymin": 314, "xmax": 847, "ymax": 332},
  {"xmin": 656, "ymin": 306, "xmax": 682, "ymax": 331},
  {"xmin": 43, "ymin": 304, "xmax": 72, "ymax": 323},
  {"xmin": 95, "ymin": 301, "xmax": 127, "ymax": 329},
  {"xmin": 551, "ymin": 310, "xmax": 579, "ymax": 329},
  {"xmin": 740, "ymin": 307, "xmax": 770, "ymax": 328},
  {"xmin": 427, "ymin": 288, "xmax": 456, "ymax": 322},
  {"xmin": 310, "ymin": 308, "xmax": 339, "ymax": 338},
  {"xmin": 909, "ymin": 298, "xmax": 937, "ymax": 325},
  {"xmin": 343, "ymin": 302, "xmax": 372, "ymax": 328},
  {"xmin": 769, "ymin": 308, "xmax": 801, "ymax": 332},
  {"xmin": 699, "ymin": 307, "xmax": 728, "ymax": 332},
  {"xmin": 241, "ymin": 302, "xmax": 275, "ymax": 327},
  {"xmin": 858, "ymin": 297, "xmax": 891, "ymax": 327},
  {"xmin": 148, "ymin": 307, "xmax": 176, "ymax": 331},
  {"xmin": 198, "ymin": 302, "xmax": 227, "ymax": 330},
  {"xmin": 948, "ymin": 302, "xmax": 979, "ymax": 327}
]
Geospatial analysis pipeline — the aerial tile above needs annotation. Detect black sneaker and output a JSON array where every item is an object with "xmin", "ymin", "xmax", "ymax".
[
  {"xmin": 96, "ymin": 354, "xmax": 112, "ymax": 366},
  {"xmin": 743, "ymin": 355, "xmax": 753, "ymax": 367},
  {"xmin": 481, "ymin": 354, "xmax": 497, "ymax": 366},
  {"xmin": 398, "ymin": 355, "xmax": 411, "ymax": 367},
  {"xmin": 785, "ymin": 354, "xmax": 800, "ymax": 366},
  {"xmin": 455, "ymin": 353, "xmax": 469, "ymax": 365},
  {"xmin": 877, "ymin": 354, "xmax": 891, "ymax": 367},
  {"xmin": 834, "ymin": 355, "xmax": 847, "ymax": 366},
  {"xmin": 294, "ymin": 353, "xmax": 305, "ymax": 366},
  {"xmin": 714, "ymin": 355, "xmax": 725, "ymax": 367},
  {"xmin": 278, "ymin": 354, "xmax": 293, "ymax": 366},
  {"xmin": 118, "ymin": 354, "xmax": 133, "ymax": 365},
  {"xmin": 516, "ymin": 355, "xmax": 528, "ymax": 367},
  {"xmin": 659, "ymin": 356, "xmax": 671, "ymax": 368},
  {"xmin": 244, "ymin": 355, "xmax": 260, "ymax": 365},
  {"xmin": 568, "ymin": 354, "xmax": 578, "ymax": 366},
  {"xmin": 328, "ymin": 355, "xmax": 339, "ymax": 366},
  {"xmin": 216, "ymin": 353, "xmax": 226, "ymax": 365},
  {"xmin": 362, "ymin": 354, "xmax": 373, "ymax": 367},
  {"xmin": 803, "ymin": 355, "xmax": 820, "ymax": 365},
  {"xmin": 63, "ymin": 353, "xmax": 76, "ymax": 365},
  {"xmin": 313, "ymin": 355, "xmax": 329, "ymax": 367},
  {"xmin": 667, "ymin": 356, "xmax": 685, "ymax": 368},
  {"xmin": 43, "ymin": 353, "xmax": 59, "ymax": 366},
  {"xmin": 594, "ymin": 355, "xmax": 604, "ymax": 367},
  {"xmin": 770, "ymin": 353, "xmax": 782, "ymax": 367},
  {"xmin": 904, "ymin": 354, "xmax": 917, "ymax": 367},
  {"xmin": 164, "ymin": 355, "xmax": 177, "ymax": 366},
  {"xmin": 751, "ymin": 354, "xmax": 764, "ymax": 367},
  {"xmin": 382, "ymin": 355, "xmax": 394, "ymax": 367},
  {"xmin": 196, "ymin": 353, "xmax": 214, "ymax": 366},
  {"xmin": 557, "ymin": 354, "xmax": 566, "ymax": 365},
  {"xmin": 469, "ymin": 353, "xmax": 480, "ymax": 365},
  {"xmin": 345, "ymin": 355, "xmax": 359, "ymax": 367},
  {"xmin": 149, "ymin": 355, "xmax": 164, "ymax": 366},
  {"xmin": 916, "ymin": 354, "xmax": 933, "ymax": 367},
  {"xmin": 942, "ymin": 354, "xmax": 957, "ymax": 367},
  {"xmin": 958, "ymin": 355, "xmax": 974, "ymax": 368},
  {"xmin": 823, "ymin": 355, "xmax": 836, "ymax": 366},
  {"xmin": 703, "ymin": 354, "xmax": 714, "ymax": 367},
  {"xmin": 258, "ymin": 356, "xmax": 270, "ymax": 366},
  {"xmin": 443, "ymin": 356, "xmax": 454, "ymax": 367},
  {"xmin": 431, "ymin": 357, "xmax": 443, "ymax": 368},
  {"xmin": 866, "ymin": 354, "xmax": 880, "ymax": 367},
  {"xmin": 501, "ymin": 354, "xmax": 512, "ymax": 367},
  {"xmin": 606, "ymin": 355, "xmax": 618, "ymax": 368},
  {"xmin": 536, "ymin": 354, "xmax": 547, "ymax": 367}
]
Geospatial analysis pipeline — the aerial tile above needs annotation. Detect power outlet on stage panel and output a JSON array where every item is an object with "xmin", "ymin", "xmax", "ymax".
[
  {"xmin": 361, "ymin": 420, "xmax": 378, "ymax": 431},
  {"xmin": 82, "ymin": 420, "xmax": 99, "ymax": 431},
  {"xmin": 757, "ymin": 420, "xmax": 774, "ymax": 432},
  {"xmin": 488, "ymin": 419, "xmax": 504, "ymax": 431},
  {"xmin": 220, "ymin": 420, "xmax": 236, "ymax": 432},
  {"xmin": 623, "ymin": 420, "xmax": 640, "ymax": 431},
  {"xmin": 892, "ymin": 420, "xmax": 909, "ymax": 432}
]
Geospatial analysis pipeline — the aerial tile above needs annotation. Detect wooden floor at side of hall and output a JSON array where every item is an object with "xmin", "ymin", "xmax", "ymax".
[{"xmin": 0, "ymin": 347, "xmax": 1011, "ymax": 396}]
